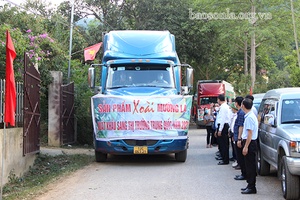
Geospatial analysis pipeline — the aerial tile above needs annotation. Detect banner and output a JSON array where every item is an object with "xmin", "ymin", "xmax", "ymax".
[
  {"xmin": 197, "ymin": 108, "xmax": 204, "ymax": 121},
  {"xmin": 84, "ymin": 42, "xmax": 102, "ymax": 61},
  {"xmin": 91, "ymin": 95, "xmax": 193, "ymax": 139},
  {"xmin": 4, "ymin": 30, "xmax": 17, "ymax": 127}
]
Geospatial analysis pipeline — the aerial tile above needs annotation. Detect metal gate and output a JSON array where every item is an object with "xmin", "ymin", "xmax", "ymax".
[
  {"xmin": 61, "ymin": 82, "xmax": 75, "ymax": 144},
  {"xmin": 23, "ymin": 53, "xmax": 41, "ymax": 155}
]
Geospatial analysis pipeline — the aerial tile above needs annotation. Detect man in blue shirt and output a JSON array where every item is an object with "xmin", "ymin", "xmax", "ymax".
[
  {"xmin": 240, "ymin": 98, "xmax": 258, "ymax": 194},
  {"xmin": 233, "ymin": 97, "xmax": 246, "ymax": 181}
]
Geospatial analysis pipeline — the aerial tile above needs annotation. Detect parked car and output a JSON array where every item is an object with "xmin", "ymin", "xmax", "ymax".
[
  {"xmin": 257, "ymin": 88, "xmax": 300, "ymax": 200},
  {"xmin": 253, "ymin": 93, "xmax": 265, "ymax": 112}
]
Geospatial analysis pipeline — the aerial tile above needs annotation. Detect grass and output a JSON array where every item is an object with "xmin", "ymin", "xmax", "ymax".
[{"xmin": 2, "ymin": 153, "xmax": 94, "ymax": 200}]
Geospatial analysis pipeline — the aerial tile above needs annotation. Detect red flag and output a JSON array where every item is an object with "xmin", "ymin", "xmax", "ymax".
[
  {"xmin": 4, "ymin": 30, "xmax": 17, "ymax": 127},
  {"xmin": 249, "ymin": 87, "xmax": 253, "ymax": 95},
  {"xmin": 84, "ymin": 42, "xmax": 102, "ymax": 62}
]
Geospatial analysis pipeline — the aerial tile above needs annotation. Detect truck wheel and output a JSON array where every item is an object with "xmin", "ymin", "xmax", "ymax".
[
  {"xmin": 175, "ymin": 149, "xmax": 187, "ymax": 162},
  {"xmin": 257, "ymin": 148, "xmax": 270, "ymax": 176},
  {"xmin": 280, "ymin": 156, "xmax": 300, "ymax": 200},
  {"xmin": 95, "ymin": 151, "xmax": 107, "ymax": 162}
]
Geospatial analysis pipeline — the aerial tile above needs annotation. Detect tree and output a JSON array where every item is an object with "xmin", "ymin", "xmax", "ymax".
[
  {"xmin": 285, "ymin": 51, "xmax": 300, "ymax": 87},
  {"xmin": 189, "ymin": 0, "xmax": 296, "ymax": 95},
  {"xmin": 1, "ymin": 1, "xmax": 94, "ymax": 144}
]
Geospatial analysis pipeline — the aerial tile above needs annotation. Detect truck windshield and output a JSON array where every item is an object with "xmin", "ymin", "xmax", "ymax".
[
  {"xmin": 106, "ymin": 64, "xmax": 175, "ymax": 88},
  {"xmin": 200, "ymin": 97, "xmax": 218, "ymax": 105},
  {"xmin": 281, "ymin": 99, "xmax": 300, "ymax": 123}
]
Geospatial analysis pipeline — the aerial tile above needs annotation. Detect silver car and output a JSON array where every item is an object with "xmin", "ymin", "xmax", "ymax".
[
  {"xmin": 253, "ymin": 93, "xmax": 265, "ymax": 112},
  {"xmin": 257, "ymin": 88, "xmax": 300, "ymax": 200}
]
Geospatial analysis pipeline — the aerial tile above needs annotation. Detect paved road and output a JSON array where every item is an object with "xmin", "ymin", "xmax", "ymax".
[{"xmin": 36, "ymin": 124, "xmax": 283, "ymax": 200}]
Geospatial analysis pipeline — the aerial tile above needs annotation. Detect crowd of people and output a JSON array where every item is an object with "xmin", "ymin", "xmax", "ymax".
[{"xmin": 202, "ymin": 94, "xmax": 259, "ymax": 195}]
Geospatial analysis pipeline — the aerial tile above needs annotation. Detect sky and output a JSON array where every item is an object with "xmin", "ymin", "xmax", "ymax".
[{"xmin": 0, "ymin": 0, "xmax": 67, "ymax": 8}]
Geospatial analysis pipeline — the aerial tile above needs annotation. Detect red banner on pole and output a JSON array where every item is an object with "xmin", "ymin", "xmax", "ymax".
[
  {"xmin": 249, "ymin": 87, "xmax": 253, "ymax": 95},
  {"xmin": 4, "ymin": 30, "xmax": 17, "ymax": 127},
  {"xmin": 84, "ymin": 42, "xmax": 102, "ymax": 61}
]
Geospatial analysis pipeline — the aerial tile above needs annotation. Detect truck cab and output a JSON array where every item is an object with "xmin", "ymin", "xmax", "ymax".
[
  {"xmin": 195, "ymin": 80, "xmax": 235, "ymax": 128},
  {"xmin": 88, "ymin": 30, "xmax": 193, "ymax": 162}
]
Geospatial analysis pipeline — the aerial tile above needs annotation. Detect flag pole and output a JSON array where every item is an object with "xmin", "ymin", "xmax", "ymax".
[
  {"xmin": 1, "ymin": 124, "xmax": 7, "ymax": 200},
  {"xmin": 1, "ymin": 87, "xmax": 7, "ymax": 200},
  {"xmin": 2, "ymin": 29, "xmax": 17, "ymax": 200},
  {"xmin": 67, "ymin": 0, "xmax": 75, "ymax": 84}
]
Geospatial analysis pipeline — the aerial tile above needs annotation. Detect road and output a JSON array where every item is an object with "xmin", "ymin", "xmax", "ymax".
[{"xmin": 34, "ymin": 124, "xmax": 283, "ymax": 200}]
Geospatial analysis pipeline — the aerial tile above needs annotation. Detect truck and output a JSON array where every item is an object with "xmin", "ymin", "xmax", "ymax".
[
  {"xmin": 88, "ymin": 30, "xmax": 194, "ymax": 162},
  {"xmin": 195, "ymin": 80, "xmax": 235, "ymax": 128}
]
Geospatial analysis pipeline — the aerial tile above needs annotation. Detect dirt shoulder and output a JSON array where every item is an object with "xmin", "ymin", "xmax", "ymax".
[{"xmin": 40, "ymin": 146, "xmax": 94, "ymax": 156}]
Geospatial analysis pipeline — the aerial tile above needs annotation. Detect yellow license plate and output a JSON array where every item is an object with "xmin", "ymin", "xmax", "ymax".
[{"xmin": 133, "ymin": 146, "xmax": 148, "ymax": 154}]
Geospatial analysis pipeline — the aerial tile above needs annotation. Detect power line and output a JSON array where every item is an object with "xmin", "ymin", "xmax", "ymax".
[
  {"xmin": 2, "ymin": 0, "xmax": 116, "ymax": 38},
  {"xmin": 2, "ymin": 0, "xmax": 24, "ymax": 7},
  {"xmin": 2, "ymin": 0, "xmax": 40, "ymax": 15}
]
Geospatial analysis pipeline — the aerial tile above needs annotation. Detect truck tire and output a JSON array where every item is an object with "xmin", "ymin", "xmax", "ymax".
[
  {"xmin": 257, "ymin": 148, "xmax": 270, "ymax": 176},
  {"xmin": 95, "ymin": 151, "xmax": 107, "ymax": 162},
  {"xmin": 175, "ymin": 149, "xmax": 187, "ymax": 162},
  {"xmin": 280, "ymin": 156, "xmax": 300, "ymax": 200}
]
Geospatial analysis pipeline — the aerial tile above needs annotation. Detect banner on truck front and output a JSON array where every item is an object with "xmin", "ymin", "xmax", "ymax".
[{"xmin": 91, "ymin": 95, "xmax": 193, "ymax": 139}]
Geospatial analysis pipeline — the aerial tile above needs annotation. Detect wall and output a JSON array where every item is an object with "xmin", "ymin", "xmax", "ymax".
[
  {"xmin": 48, "ymin": 71, "xmax": 62, "ymax": 147},
  {"xmin": 0, "ymin": 128, "xmax": 36, "ymax": 185}
]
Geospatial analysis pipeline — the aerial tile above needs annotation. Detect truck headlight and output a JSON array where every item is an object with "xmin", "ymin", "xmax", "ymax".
[{"xmin": 290, "ymin": 141, "xmax": 300, "ymax": 153}]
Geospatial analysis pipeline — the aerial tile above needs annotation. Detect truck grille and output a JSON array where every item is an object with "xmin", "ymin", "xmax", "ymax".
[{"xmin": 123, "ymin": 139, "xmax": 158, "ymax": 146}]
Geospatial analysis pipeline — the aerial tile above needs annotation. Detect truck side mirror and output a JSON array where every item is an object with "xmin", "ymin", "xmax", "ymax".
[
  {"xmin": 181, "ymin": 86, "xmax": 189, "ymax": 95},
  {"xmin": 88, "ymin": 67, "xmax": 95, "ymax": 88},
  {"xmin": 186, "ymin": 67, "xmax": 193, "ymax": 89}
]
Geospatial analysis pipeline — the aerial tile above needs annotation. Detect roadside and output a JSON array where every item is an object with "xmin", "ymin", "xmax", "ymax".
[
  {"xmin": 3, "ymin": 146, "xmax": 95, "ymax": 200},
  {"xmin": 40, "ymin": 146, "xmax": 94, "ymax": 156}
]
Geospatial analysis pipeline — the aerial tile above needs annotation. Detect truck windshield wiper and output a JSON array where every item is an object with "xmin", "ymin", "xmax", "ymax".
[
  {"xmin": 145, "ymin": 85, "xmax": 172, "ymax": 88},
  {"xmin": 108, "ymin": 85, "xmax": 135, "ymax": 89}
]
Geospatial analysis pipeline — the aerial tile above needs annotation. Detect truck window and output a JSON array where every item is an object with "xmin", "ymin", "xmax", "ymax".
[
  {"xmin": 281, "ymin": 99, "xmax": 300, "ymax": 123},
  {"xmin": 106, "ymin": 64, "xmax": 175, "ymax": 88},
  {"xmin": 260, "ymin": 99, "xmax": 277, "ymax": 125},
  {"xmin": 200, "ymin": 97, "xmax": 217, "ymax": 105}
]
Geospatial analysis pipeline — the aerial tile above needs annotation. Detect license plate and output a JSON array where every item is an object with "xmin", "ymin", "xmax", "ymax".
[{"xmin": 133, "ymin": 146, "xmax": 148, "ymax": 154}]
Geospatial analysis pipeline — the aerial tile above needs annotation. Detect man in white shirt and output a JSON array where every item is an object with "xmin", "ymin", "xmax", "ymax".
[
  {"xmin": 245, "ymin": 94, "xmax": 257, "ymax": 116},
  {"xmin": 216, "ymin": 94, "xmax": 231, "ymax": 165},
  {"xmin": 240, "ymin": 98, "xmax": 258, "ymax": 194}
]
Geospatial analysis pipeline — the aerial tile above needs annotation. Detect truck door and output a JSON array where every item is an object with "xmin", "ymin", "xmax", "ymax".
[{"xmin": 259, "ymin": 99, "xmax": 277, "ymax": 164}]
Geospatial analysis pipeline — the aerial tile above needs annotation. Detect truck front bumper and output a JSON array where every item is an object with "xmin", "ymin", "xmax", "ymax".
[
  {"xmin": 286, "ymin": 156, "xmax": 300, "ymax": 175},
  {"xmin": 94, "ymin": 138, "xmax": 188, "ymax": 155}
]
